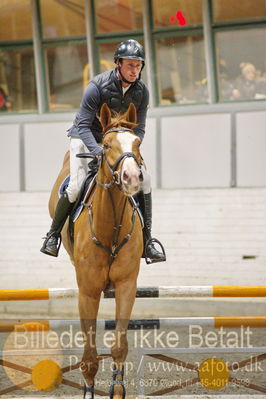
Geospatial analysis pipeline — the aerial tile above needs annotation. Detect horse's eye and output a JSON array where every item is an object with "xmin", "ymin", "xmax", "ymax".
[{"xmin": 103, "ymin": 143, "xmax": 110, "ymax": 150}]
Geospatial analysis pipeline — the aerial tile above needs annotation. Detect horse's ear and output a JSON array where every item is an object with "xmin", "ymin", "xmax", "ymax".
[
  {"xmin": 125, "ymin": 103, "xmax": 137, "ymax": 124},
  {"xmin": 100, "ymin": 103, "xmax": 112, "ymax": 130}
]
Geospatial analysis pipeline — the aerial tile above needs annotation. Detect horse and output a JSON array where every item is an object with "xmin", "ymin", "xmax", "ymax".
[{"xmin": 48, "ymin": 103, "xmax": 143, "ymax": 398}]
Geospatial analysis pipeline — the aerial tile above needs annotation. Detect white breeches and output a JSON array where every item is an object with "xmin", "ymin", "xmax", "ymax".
[
  {"xmin": 140, "ymin": 163, "xmax": 151, "ymax": 194},
  {"xmin": 66, "ymin": 138, "xmax": 151, "ymax": 203},
  {"xmin": 66, "ymin": 138, "xmax": 88, "ymax": 203}
]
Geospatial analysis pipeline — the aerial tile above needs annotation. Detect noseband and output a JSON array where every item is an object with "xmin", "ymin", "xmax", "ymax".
[{"xmin": 97, "ymin": 128, "xmax": 141, "ymax": 189}]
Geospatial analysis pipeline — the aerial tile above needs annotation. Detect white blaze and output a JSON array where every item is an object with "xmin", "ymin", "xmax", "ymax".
[
  {"xmin": 117, "ymin": 132, "xmax": 137, "ymax": 153},
  {"xmin": 117, "ymin": 132, "xmax": 140, "ymax": 194}
]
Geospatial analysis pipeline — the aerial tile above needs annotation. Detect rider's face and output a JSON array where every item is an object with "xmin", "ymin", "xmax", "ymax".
[
  {"xmin": 118, "ymin": 59, "xmax": 142, "ymax": 83},
  {"xmin": 244, "ymin": 70, "xmax": 255, "ymax": 81}
]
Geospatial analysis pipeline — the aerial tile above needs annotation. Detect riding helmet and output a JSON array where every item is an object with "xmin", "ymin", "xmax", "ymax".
[{"xmin": 114, "ymin": 39, "xmax": 145, "ymax": 68}]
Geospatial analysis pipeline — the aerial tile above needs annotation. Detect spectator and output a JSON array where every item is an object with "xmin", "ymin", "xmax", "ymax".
[
  {"xmin": 232, "ymin": 62, "xmax": 266, "ymax": 100},
  {"xmin": 0, "ymin": 85, "xmax": 11, "ymax": 111},
  {"xmin": 259, "ymin": 59, "xmax": 266, "ymax": 81},
  {"xmin": 195, "ymin": 59, "xmax": 233, "ymax": 102}
]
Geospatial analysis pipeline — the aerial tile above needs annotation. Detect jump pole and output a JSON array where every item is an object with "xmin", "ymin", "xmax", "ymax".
[
  {"xmin": 1, "ymin": 286, "xmax": 266, "ymax": 300},
  {"xmin": 1, "ymin": 317, "xmax": 266, "ymax": 332}
]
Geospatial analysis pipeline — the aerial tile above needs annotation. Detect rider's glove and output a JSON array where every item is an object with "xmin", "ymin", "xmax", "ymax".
[{"xmin": 95, "ymin": 146, "xmax": 103, "ymax": 158}]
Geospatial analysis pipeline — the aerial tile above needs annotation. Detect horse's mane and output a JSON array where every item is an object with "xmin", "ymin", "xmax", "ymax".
[{"xmin": 102, "ymin": 110, "xmax": 138, "ymax": 134}]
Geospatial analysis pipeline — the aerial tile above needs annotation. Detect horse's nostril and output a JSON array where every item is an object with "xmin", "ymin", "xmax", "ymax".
[
  {"xmin": 139, "ymin": 171, "xmax": 143, "ymax": 182},
  {"xmin": 123, "ymin": 171, "xmax": 131, "ymax": 185},
  {"xmin": 123, "ymin": 171, "xmax": 128, "ymax": 179}
]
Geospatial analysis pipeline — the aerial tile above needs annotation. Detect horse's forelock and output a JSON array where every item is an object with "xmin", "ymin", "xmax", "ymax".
[{"xmin": 102, "ymin": 111, "xmax": 137, "ymax": 134}]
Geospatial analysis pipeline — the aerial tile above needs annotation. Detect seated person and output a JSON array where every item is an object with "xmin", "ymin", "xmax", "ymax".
[
  {"xmin": 195, "ymin": 62, "xmax": 233, "ymax": 102},
  {"xmin": 232, "ymin": 63, "xmax": 266, "ymax": 100},
  {"xmin": 0, "ymin": 85, "xmax": 11, "ymax": 111}
]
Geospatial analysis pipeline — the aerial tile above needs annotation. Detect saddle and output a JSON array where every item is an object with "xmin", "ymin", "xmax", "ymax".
[{"xmin": 58, "ymin": 169, "xmax": 95, "ymax": 244}]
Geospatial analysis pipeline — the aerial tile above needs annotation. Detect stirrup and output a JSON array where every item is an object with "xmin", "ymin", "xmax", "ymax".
[
  {"xmin": 83, "ymin": 382, "xmax": 94, "ymax": 399},
  {"xmin": 40, "ymin": 232, "xmax": 62, "ymax": 257},
  {"xmin": 145, "ymin": 237, "xmax": 166, "ymax": 264},
  {"xmin": 109, "ymin": 366, "xmax": 125, "ymax": 399}
]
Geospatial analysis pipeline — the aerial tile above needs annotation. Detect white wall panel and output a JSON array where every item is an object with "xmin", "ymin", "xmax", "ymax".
[
  {"xmin": 161, "ymin": 114, "xmax": 231, "ymax": 188},
  {"xmin": 3, "ymin": 110, "xmax": 266, "ymax": 191},
  {"xmin": 24, "ymin": 119, "xmax": 157, "ymax": 191},
  {"xmin": 0, "ymin": 124, "xmax": 20, "ymax": 191},
  {"xmin": 237, "ymin": 111, "xmax": 266, "ymax": 187},
  {"xmin": 24, "ymin": 122, "xmax": 71, "ymax": 191}
]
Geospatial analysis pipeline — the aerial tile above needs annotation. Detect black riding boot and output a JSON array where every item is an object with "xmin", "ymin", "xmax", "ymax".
[
  {"xmin": 137, "ymin": 191, "xmax": 166, "ymax": 264},
  {"xmin": 40, "ymin": 192, "xmax": 74, "ymax": 257}
]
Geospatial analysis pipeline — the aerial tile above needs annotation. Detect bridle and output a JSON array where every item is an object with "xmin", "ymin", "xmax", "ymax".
[
  {"xmin": 96, "ymin": 127, "xmax": 142, "ymax": 189},
  {"xmin": 83, "ymin": 127, "xmax": 142, "ymax": 266}
]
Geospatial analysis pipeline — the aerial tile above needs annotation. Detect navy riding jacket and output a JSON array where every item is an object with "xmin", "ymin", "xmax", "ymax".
[{"xmin": 68, "ymin": 68, "xmax": 149, "ymax": 155}]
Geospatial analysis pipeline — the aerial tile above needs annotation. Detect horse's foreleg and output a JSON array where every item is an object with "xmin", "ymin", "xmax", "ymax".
[
  {"xmin": 79, "ymin": 293, "xmax": 101, "ymax": 396},
  {"xmin": 110, "ymin": 278, "xmax": 138, "ymax": 399}
]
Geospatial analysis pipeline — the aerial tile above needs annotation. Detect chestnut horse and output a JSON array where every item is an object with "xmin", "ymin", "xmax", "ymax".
[{"xmin": 49, "ymin": 103, "xmax": 143, "ymax": 398}]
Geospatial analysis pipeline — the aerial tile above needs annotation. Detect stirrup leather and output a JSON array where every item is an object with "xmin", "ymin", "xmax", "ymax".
[{"xmin": 145, "ymin": 237, "xmax": 166, "ymax": 264}]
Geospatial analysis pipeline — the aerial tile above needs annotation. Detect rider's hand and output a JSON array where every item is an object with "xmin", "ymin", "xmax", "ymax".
[
  {"xmin": 95, "ymin": 147, "xmax": 103, "ymax": 167},
  {"xmin": 95, "ymin": 146, "xmax": 103, "ymax": 158}
]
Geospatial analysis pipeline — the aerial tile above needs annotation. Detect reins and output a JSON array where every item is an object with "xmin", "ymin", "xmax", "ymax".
[{"xmin": 83, "ymin": 128, "xmax": 141, "ymax": 266}]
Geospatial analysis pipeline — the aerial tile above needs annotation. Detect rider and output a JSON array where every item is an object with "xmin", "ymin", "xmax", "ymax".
[{"xmin": 40, "ymin": 39, "xmax": 166, "ymax": 263}]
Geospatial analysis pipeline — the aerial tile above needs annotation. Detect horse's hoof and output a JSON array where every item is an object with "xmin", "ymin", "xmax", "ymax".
[
  {"xmin": 83, "ymin": 382, "xmax": 94, "ymax": 399},
  {"xmin": 109, "ymin": 381, "xmax": 126, "ymax": 399}
]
